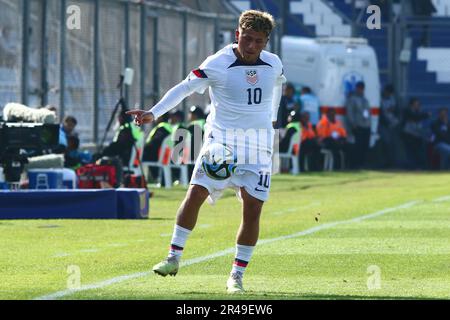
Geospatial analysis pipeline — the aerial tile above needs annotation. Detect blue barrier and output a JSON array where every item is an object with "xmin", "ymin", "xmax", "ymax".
[
  {"xmin": 0, "ymin": 189, "xmax": 149, "ymax": 219},
  {"xmin": 117, "ymin": 188, "xmax": 149, "ymax": 219}
]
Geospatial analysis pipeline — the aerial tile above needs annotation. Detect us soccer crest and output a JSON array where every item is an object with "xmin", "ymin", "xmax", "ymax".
[{"xmin": 246, "ymin": 70, "xmax": 258, "ymax": 85}]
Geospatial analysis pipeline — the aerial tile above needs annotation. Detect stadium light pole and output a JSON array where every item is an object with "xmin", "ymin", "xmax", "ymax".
[
  {"xmin": 93, "ymin": 0, "xmax": 100, "ymax": 144},
  {"xmin": 60, "ymin": 0, "xmax": 66, "ymax": 121},
  {"xmin": 124, "ymin": 1, "xmax": 130, "ymax": 107},
  {"xmin": 182, "ymin": 11, "xmax": 188, "ymax": 120},
  {"xmin": 152, "ymin": 14, "xmax": 159, "ymax": 106},
  {"xmin": 40, "ymin": 0, "xmax": 49, "ymax": 107},
  {"xmin": 21, "ymin": 0, "xmax": 30, "ymax": 106},
  {"xmin": 140, "ymin": 2, "xmax": 146, "ymax": 110},
  {"xmin": 278, "ymin": 0, "xmax": 288, "ymax": 58}
]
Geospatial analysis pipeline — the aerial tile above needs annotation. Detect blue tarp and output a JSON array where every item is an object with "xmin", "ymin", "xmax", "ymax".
[{"xmin": 0, "ymin": 189, "xmax": 149, "ymax": 219}]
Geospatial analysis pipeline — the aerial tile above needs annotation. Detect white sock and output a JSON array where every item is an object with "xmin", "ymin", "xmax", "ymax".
[
  {"xmin": 168, "ymin": 224, "xmax": 191, "ymax": 261},
  {"xmin": 231, "ymin": 244, "xmax": 255, "ymax": 276}
]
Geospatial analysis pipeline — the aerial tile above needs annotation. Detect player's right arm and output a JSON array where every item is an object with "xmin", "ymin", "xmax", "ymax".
[{"xmin": 127, "ymin": 59, "xmax": 217, "ymax": 126}]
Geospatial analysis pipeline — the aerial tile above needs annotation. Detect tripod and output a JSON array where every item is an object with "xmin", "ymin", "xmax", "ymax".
[{"xmin": 98, "ymin": 75, "xmax": 148, "ymax": 189}]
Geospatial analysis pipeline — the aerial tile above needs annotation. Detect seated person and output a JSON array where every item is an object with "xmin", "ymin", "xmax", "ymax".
[
  {"xmin": 169, "ymin": 109, "xmax": 187, "ymax": 144},
  {"xmin": 143, "ymin": 113, "xmax": 171, "ymax": 161},
  {"xmin": 316, "ymin": 108, "xmax": 348, "ymax": 169},
  {"xmin": 101, "ymin": 109, "xmax": 142, "ymax": 167},
  {"xmin": 64, "ymin": 135, "xmax": 92, "ymax": 170},
  {"xmin": 143, "ymin": 110, "xmax": 186, "ymax": 183},
  {"xmin": 54, "ymin": 115, "xmax": 78, "ymax": 153},
  {"xmin": 187, "ymin": 105, "xmax": 206, "ymax": 164},
  {"xmin": 300, "ymin": 111, "xmax": 321, "ymax": 171},
  {"xmin": 279, "ymin": 110, "xmax": 301, "ymax": 153},
  {"xmin": 431, "ymin": 107, "xmax": 450, "ymax": 169},
  {"xmin": 401, "ymin": 98, "xmax": 430, "ymax": 169}
]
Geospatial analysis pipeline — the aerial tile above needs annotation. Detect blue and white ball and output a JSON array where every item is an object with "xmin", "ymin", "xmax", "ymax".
[{"xmin": 201, "ymin": 143, "xmax": 237, "ymax": 180}]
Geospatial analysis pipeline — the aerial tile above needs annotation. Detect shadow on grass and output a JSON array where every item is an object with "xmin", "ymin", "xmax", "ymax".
[
  {"xmin": 149, "ymin": 217, "xmax": 174, "ymax": 221},
  {"xmin": 74, "ymin": 290, "xmax": 441, "ymax": 300}
]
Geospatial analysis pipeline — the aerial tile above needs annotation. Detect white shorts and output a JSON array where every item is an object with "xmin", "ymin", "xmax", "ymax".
[{"xmin": 190, "ymin": 161, "xmax": 272, "ymax": 205}]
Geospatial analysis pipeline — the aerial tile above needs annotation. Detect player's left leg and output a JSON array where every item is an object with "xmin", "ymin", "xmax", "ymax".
[{"xmin": 227, "ymin": 187, "xmax": 264, "ymax": 294}]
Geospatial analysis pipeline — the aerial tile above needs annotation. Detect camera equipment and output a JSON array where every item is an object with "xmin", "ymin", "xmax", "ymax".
[
  {"xmin": 97, "ymin": 68, "xmax": 147, "ymax": 190},
  {"xmin": 0, "ymin": 122, "xmax": 59, "ymax": 184}
]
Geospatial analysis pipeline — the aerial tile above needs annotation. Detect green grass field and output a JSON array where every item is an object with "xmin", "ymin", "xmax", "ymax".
[{"xmin": 1, "ymin": 171, "xmax": 449, "ymax": 300}]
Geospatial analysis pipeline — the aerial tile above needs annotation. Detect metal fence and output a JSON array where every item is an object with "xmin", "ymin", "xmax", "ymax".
[{"xmin": 0, "ymin": 0, "xmax": 238, "ymax": 145}]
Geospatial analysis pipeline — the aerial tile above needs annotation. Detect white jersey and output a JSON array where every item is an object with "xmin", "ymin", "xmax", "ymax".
[
  {"xmin": 187, "ymin": 44, "xmax": 285, "ymax": 132},
  {"xmin": 150, "ymin": 43, "xmax": 285, "ymax": 170},
  {"xmin": 188, "ymin": 44, "xmax": 285, "ymax": 161}
]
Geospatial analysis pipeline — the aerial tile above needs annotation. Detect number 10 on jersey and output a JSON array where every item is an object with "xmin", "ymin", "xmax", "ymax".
[{"xmin": 247, "ymin": 88, "xmax": 262, "ymax": 105}]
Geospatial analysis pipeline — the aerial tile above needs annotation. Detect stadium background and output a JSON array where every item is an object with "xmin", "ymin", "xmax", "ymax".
[
  {"xmin": 2, "ymin": 0, "xmax": 450, "ymax": 147},
  {"xmin": 0, "ymin": 0, "xmax": 450, "ymax": 301}
]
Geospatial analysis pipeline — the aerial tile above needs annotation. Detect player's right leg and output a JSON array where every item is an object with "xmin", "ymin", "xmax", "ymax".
[{"xmin": 152, "ymin": 184, "xmax": 209, "ymax": 277}]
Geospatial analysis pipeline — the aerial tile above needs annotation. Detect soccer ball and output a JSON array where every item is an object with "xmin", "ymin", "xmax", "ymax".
[{"xmin": 201, "ymin": 143, "xmax": 237, "ymax": 180}]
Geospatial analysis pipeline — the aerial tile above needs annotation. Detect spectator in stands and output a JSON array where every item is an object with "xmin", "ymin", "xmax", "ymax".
[
  {"xmin": 401, "ymin": 98, "xmax": 430, "ymax": 169},
  {"xmin": 345, "ymin": 81, "xmax": 371, "ymax": 169},
  {"xmin": 101, "ymin": 109, "xmax": 143, "ymax": 167},
  {"xmin": 379, "ymin": 84, "xmax": 402, "ymax": 168},
  {"xmin": 316, "ymin": 108, "xmax": 348, "ymax": 170},
  {"xmin": 300, "ymin": 86, "xmax": 320, "ymax": 127},
  {"xmin": 431, "ymin": 108, "xmax": 450, "ymax": 170},
  {"xmin": 299, "ymin": 111, "xmax": 321, "ymax": 172},
  {"xmin": 275, "ymin": 83, "xmax": 300, "ymax": 129}
]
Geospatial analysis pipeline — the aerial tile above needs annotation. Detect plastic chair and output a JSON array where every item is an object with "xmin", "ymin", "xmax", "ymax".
[
  {"xmin": 126, "ymin": 134, "xmax": 145, "ymax": 175},
  {"xmin": 142, "ymin": 136, "xmax": 173, "ymax": 189},
  {"xmin": 277, "ymin": 133, "xmax": 300, "ymax": 175},
  {"xmin": 321, "ymin": 148, "xmax": 334, "ymax": 171}
]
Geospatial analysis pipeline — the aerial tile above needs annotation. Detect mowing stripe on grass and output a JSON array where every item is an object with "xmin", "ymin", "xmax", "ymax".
[
  {"xmin": 272, "ymin": 202, "xmax": 321, "ymax": 216},
  {"xmin": 34, "ymin": 198, "xmax": 427, "ymax": 300}
]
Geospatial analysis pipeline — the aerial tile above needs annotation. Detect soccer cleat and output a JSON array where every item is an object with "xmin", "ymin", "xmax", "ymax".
[
  {"xmin": 226, "ymin": 272, "xmax": 245, "ymax": 294},
  {"xmin": 152, "ymin": 256, "xmax": 179, "ymax": 277}
]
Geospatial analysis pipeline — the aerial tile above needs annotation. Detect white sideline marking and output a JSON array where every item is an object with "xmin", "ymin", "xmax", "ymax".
[
  {"xmin": 432, "ymin": 195, "xmax": 450, "ymax": 203},
  {"xmin": 35, "ymin": 198, "xmax": 433, "ymax": 300}
]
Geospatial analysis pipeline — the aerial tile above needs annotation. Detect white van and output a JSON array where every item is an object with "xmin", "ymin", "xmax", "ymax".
[{"xmin": 281, "ymin": 36, "xmax": 380, "ymax": 145}]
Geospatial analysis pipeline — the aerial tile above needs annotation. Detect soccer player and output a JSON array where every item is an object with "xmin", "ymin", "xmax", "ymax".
[{"xmin": 127, "ymin": 10, "xmax": 285, "ymax": 294}]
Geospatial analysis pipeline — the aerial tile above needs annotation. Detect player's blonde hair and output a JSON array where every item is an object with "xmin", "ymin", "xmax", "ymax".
[{"xmin": 239, "ymin": 10, "xmax": 276, "ymax": 37}]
